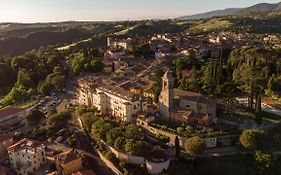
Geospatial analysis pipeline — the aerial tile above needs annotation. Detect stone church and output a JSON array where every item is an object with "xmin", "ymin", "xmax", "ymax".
[{"xmin": 159, "ymin": 71, "xmax": 217, "ymax": 126}]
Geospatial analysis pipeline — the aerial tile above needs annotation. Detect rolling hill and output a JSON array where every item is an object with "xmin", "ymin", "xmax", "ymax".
[
  {"xmin": 237, "ymin": 2, "xmax": 281, "ymax": 15},
  {"xmin": 179, "ymin": 8, "xmax": 241, "ymax": 20},
  {"xmin": 179, "ymin": 1, "xmax": 281, "ymax": 19}
]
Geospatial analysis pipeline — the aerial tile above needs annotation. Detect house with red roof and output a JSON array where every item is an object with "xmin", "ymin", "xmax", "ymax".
[{"xmin": 0, "ymin": 106, "xmax": 26, "ymax": 130}]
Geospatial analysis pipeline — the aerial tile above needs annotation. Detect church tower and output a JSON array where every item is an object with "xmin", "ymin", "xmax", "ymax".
[{"xmin": 159, "ymin": 71, "xmax": 174, "ymax": 118}]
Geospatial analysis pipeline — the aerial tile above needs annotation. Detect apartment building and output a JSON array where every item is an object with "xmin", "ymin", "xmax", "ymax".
[
  {"xmin": 8, "ymin": 139, "xmax": 46, "ymax": 175},
  {"xmin": 92, "ymin": 87, "xmax": 147, "ymax": 122}
]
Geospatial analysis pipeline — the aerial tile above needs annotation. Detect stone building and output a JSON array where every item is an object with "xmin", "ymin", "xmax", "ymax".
[
  {"xmin": 55, "ymin": 149, "xmax": 83, "ymax": 175},
  {"xmin": 92, "ymin": 87, "xmax": 147, "ymax": 122},
  {"xmin": 8, "ymin": 139, "xmax": 46, "ymax": 175},
  {"xmin": 159, "ymin": 71, "xmax": 217, "ymax": 125}
]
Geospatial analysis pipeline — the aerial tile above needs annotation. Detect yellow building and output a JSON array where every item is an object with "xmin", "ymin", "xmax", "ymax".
[{"xmin": 55, "ymin": 149, "xmax": 83, "ymax": 175}]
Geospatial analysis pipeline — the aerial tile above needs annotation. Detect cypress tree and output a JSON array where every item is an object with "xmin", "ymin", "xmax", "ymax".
[
  {"xmin": 255, "ymin": 92, "xmax": 262, "ymax": 113},
  {"xmin": 175, "ymin": 136, "xmax": 180, "ymax": 159}
]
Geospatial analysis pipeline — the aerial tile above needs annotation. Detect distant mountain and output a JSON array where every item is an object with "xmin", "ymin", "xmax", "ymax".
[
  {"xmin": 179, "ymin": 1, "xmax": 281, "ymax": 20},
  {"xmin": 179, "ymin": 8, "xmax": 242, "ymax": 20},
  {"xmin": 236, "ymin": 2, "xmax": 281, "ymax": 15}
]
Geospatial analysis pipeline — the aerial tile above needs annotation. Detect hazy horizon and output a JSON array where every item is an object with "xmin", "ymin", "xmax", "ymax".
[{"xmin": 0, "ymin": 0, "xmax": 280, "ymax": 23}]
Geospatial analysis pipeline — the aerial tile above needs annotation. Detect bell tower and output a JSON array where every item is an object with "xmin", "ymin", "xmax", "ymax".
[{"xmin": 159, "ymin": 71, "xmax": 174, "ymax": 118}]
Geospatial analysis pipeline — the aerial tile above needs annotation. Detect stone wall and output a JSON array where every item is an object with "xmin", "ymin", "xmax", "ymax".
[
  {"xmin": 146, "ymin": 159, "xmax": 171, "ymax": 175},
  {"xmin": 96, "ymin": 150, "xmax": 123, "ymax": 175},
  {"xmin": 136, "ymin": 118, "xmax": 186, "ymax": 147},
  {"xmin": 137, "ymin": 118, "xmax": 238, "ymax": 148},
  {"xmin": 108, "ymin": 145, "xmax": 145, "ymax": 164},
  {"xmin": 93, "ymin": 135, "xmax": 170, "ymax": 174}
]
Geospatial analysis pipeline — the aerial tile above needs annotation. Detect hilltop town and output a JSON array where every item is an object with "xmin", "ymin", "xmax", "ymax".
[{"xmin": 1, "ymin": 3, "xmax": 281, "ymax": 174}]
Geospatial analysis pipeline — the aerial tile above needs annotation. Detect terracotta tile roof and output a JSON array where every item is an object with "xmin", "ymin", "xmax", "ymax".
[
  {"xmin": 0, "ymin": 134, "xmax": 13, "ymax": 143},
  {"xmin": 174, "ymin": 89, "xmax": 216, "ymax": 104},
  {"xmin": 0, "ymin": 106, "xmax": 25, "ymax": 119},
  {"xmin": 72, "ymin": 170, "xmax": 96, "ymax": 175},
  {"xmin": 55, "ymin": 149, "xmax": 81, "ymax": 165},
  {"xmin": 7, "ymin": 138, "xmax": 42, "ymax": 152}
]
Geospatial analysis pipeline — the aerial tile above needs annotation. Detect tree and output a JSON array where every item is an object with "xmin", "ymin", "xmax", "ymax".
[
  {"xmin": 255, "ymin": 151, "xmax": 273, "ymax": 175},
  {"xmin": 176, "ymin": 127, "xmax": 184, "ymax": 136},
  {"xmin": 25, "ymin": 110, "xmax": 45, "ymax": 126},
  {"xmin": 106, "ymin": 127, "xmax": 124, "ymax": 146},
  {"xmin": 254, "ymin": 86, "xmax": 263, "ymax": 126},
  {"xmin": 47, "ymin": 108, "xmax": 57, "ymax": 118},
  {"xmin": 46, "ymin": 73, "xmax": 65, "ymax": 90},
  {"xmin": 37, "ymin": 81, "xmax": 53, "ymax": 95},
  {"xmin": 0, "ymin": 62, "xmax": 16, "ymax": 95},
  {"xmin": 125, "ymin": 124, "xmax": 144, "ymax": 141},
  {"xmin": 80, "ymin": 113, "xmax": 99, "ymax": 132},
  {"xmin": 255, "ymin": 113, "xmax": 263, "ymax": 126},
  {"xmin": 91, "ymin": 119, "xmax": 115, "ymax": 140},
  {"xmin": 172, "ymin": 56, "xmax": 194, "ymax": 72},
  {"xmin": 239, "ymin": 129, "xmax": 266, "ymax": 150},
  {"xmin": 184, "ymin": 136, "xmax": 205, "ymax": 156},
  {"xmin": 175, "ymin": 136, "xmax": 180, "ymax": 159},
  {"xmin": 111, "ymin": 62, "xmax": 115, "ymax": 72},
  {"xmin": 125, "ymin": 139, "xmax": 136, "ymax": 155},
  {"xmin": 255, "ymin": 92, "xmax": 262, "ymax": 113},
  {"xmin": 114, "ymin": 137, "xmax": 126, "ymax": 151},
  {"xmin": 16, "ymin": 69, "xmax": 34, "ymax": 88},
  {"xmin": 48, "ymin": 111, "xmax": 71, "ymax": 128},
  {"xmin": 13, "ymin": 131, "xmax": 24, "ymax": 141}
]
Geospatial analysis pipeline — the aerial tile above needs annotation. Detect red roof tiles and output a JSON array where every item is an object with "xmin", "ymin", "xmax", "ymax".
[
  {"xmin": 0, "ymin": 106, "xmax": 25, "ymax": 119},
  {"xmin": 0, "ymin": 134, "xmax": 13, "ymax": 143}
]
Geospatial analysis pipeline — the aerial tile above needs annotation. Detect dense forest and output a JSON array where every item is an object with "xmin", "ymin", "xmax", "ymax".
[{"xmin": 0, "ymin": 50, "xmax": 67, "ymax": 105}]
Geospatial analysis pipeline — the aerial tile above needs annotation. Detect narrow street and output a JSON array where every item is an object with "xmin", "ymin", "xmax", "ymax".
[{"xmin": 75, "ymin": 131, "xmax": 115, "ymax": 175}]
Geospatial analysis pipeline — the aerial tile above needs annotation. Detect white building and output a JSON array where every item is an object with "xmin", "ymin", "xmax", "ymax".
[
  {"xmin": 8, "ymin": 139, "xmax": 46, "ymax": 175},
  {"xmin": 105, "ymin": 50, "xmax": 126, "ymax": 59},
  {"xmin": 107, "ymin": 37, "xmax": 128, "ymax": 49},
  {"xmin": 92, "ymin": 87, "xmax": 147, "ymax": 122}
]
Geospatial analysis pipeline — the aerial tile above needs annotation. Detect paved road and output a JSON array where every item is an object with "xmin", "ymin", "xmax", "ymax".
[{"xmin": 75, "ymin": 131, "xmax": 115, "ymax": 175}]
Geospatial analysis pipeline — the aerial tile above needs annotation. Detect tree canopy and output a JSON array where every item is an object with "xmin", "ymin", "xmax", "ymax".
[{"xmin": 184, "ymin": 136, "xmax": 205, "ymax": 156}]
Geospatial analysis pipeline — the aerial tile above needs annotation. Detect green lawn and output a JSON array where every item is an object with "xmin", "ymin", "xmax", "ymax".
[
  {"xmin": 19, "ymin": 99, "xmax": 39, "ymax": 109},
  {"xmin": 190, "ymin": 18, "xmax": 232, "ymax": 32}
]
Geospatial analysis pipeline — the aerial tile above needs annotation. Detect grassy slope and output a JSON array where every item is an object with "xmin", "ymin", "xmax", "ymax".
[{"xmin": 190, "ymin": 18, "xmax": 232, "ymax": 32}]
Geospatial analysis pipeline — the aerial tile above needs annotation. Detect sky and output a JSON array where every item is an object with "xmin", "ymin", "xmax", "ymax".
[{"xmin": 0, "ymin": 0, "xmax": 280, "ymax": 23}]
